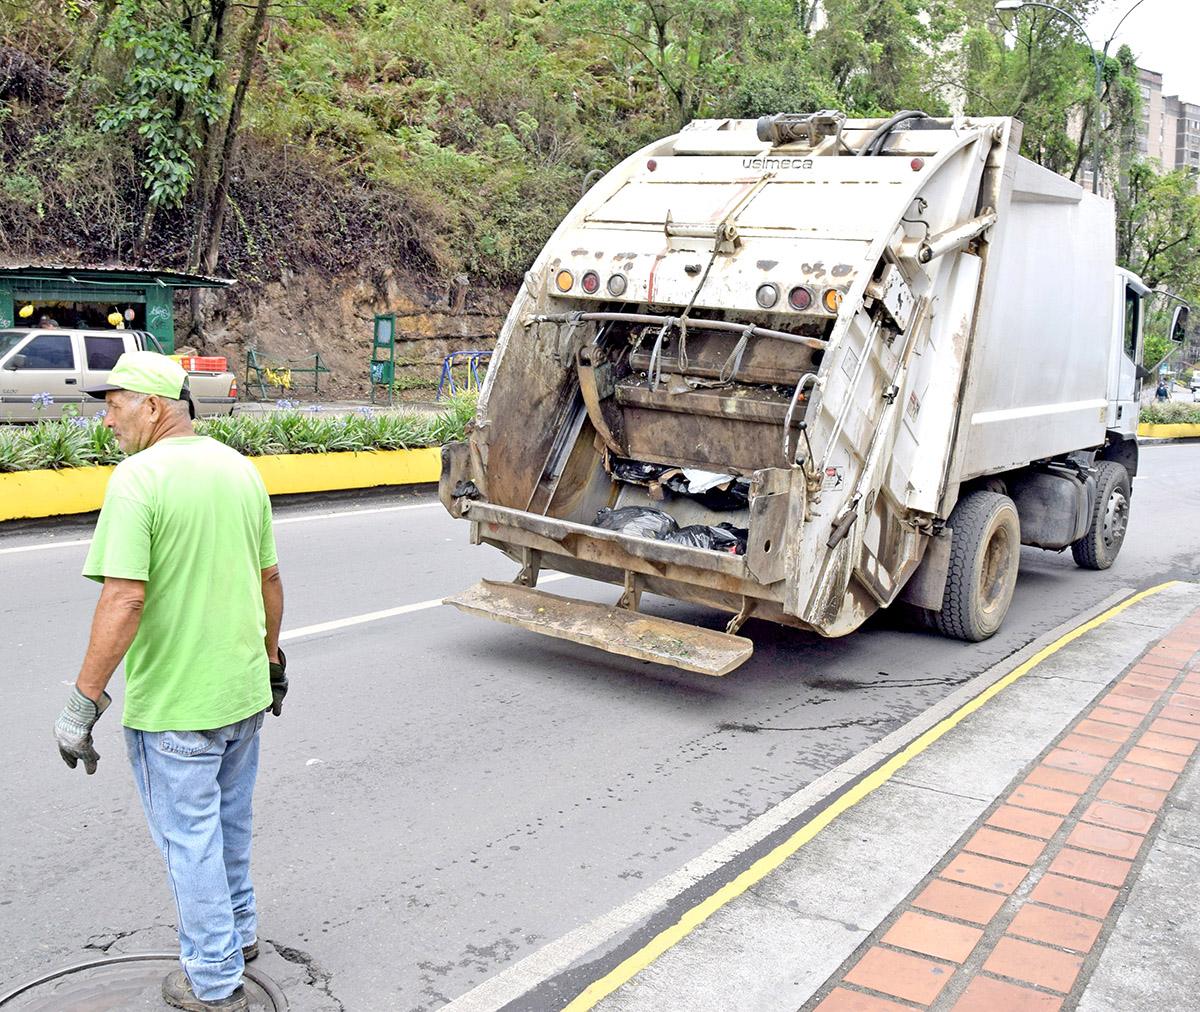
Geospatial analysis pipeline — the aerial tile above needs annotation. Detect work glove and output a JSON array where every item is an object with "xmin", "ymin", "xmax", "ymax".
[
  {"xmin": 269, "ymin": 647, "xmax": 288, "ymax": 717},
  {"xmin": 54, "ymin": 687, "xmax": 112, "ymax": 775}
]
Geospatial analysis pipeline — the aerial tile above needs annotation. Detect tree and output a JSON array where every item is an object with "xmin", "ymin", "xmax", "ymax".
[
  {"xmin": 953, "ymin": 3, "xmax": 1139, "ymax": 188},
  {"xmin": 1118, "ymin": 161, "xmax": 1200, "ymax": 304},
  {"xmin": 809, "ymin": 0, "xmax": 947, "ymax": 116},
  {"xmin": 95, "ymin": 1, "xmax": 225, "ymax": 259},
  {"xmin": 553, "ymin": 0, "xmax": 804, "ymax": 128},
  {"xmin": 191, "ymin": 0, "xmax": 270, "ymax": 277}
]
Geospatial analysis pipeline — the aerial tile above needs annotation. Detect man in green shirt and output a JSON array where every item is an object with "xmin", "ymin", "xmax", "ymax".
[{"xmin": 53, "ymin": 352, "xmax": 286, "ymax": 1012}]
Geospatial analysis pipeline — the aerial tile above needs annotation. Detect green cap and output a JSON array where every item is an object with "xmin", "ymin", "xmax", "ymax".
[{"xmin": 83, "ymin": 351, "xmax": 190, "ymax": 401}]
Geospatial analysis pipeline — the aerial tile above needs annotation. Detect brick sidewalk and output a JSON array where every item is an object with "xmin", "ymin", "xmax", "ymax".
[{"xmin": 804, "ymin": 608, "xmax": 1200, "ymax": 1012}]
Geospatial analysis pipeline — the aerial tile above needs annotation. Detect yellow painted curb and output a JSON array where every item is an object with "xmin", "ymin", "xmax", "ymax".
[
  {"xmin": 250, "ymin": 447, "xmax": 442, "ymax": 495},
  {"xmin": 0, "ymin": 465, "xmax": 116, "ymax": 521},
  {"xmin": 0, "ymin": 448, "xmax": 443, "ymax": 522},
  {"xmin": 1138, "ymin": 422, "xmax": 1200, "ymax": 439}
]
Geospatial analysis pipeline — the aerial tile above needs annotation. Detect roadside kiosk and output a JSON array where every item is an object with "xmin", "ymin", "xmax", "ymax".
[{"xmin": 0, "ymin": 264, "xmax": 233, "ymax": 353}]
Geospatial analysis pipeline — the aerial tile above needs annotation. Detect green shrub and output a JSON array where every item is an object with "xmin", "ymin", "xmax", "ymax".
[
  {"xmin": 1140, "ymin": 401, "xmax": 1200, "ymax": 424},
  {"xmin": 0, "ymin": 426, "xmax": 35, "ymax": 472},
  {"xmin": 0, "ymin": 394, "xmax": 476, "ymax": 471}
]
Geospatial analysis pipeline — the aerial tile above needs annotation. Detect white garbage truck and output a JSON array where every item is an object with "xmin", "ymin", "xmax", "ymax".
[{"xmin": 439, "ymin": 111, "xmax": 1187, "ymax": 675}]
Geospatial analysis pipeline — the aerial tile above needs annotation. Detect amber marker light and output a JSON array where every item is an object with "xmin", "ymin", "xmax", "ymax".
[
  {"xmin": 823, "ymin": 288, "xmax": 843, "ymax": 313},
  {"xmin": 555, "ymin": 270, "xmax": 575, "ymax": 293}
]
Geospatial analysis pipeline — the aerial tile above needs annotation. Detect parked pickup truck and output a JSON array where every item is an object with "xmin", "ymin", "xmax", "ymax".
[{"xmin": 0, "ymin": 327, "xmax": 237, "ymax": 421}]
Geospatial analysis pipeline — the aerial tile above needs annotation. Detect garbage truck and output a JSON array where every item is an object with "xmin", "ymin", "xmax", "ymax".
[{"xmin": 439, "ymin": 111, "xmax": 1188, "ymax": 675}]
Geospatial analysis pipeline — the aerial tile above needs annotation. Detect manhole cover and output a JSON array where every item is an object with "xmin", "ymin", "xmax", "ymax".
[{"xmin": 0, "ymin": 955, "xmax": 285, "ymax": 1012}]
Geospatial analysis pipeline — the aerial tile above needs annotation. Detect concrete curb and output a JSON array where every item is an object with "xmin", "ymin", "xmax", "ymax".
[{"xmin": 0, "ymin": 447, "xmax": 442, "ymax": 522}]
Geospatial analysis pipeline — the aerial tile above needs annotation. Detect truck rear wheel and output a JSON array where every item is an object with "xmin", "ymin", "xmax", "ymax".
[
  {"xmin": 1071, "ymin": 461, "xmax": 1130, "ymax": 570},
  {"xmin": 932, "ymin": 491, "xmax": 1021, "ymax": 642}
]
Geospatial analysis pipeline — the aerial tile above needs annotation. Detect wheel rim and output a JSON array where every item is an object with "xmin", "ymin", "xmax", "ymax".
[
  {"xmin": 979, "ymin": 522, "xmax": 1014, "ymax": 616},
  {"xmin": 1102, "ymin": 488, "xmax": 1129, "ymax": 549}
]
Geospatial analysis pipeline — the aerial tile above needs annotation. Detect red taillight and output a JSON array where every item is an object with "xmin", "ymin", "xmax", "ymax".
[
  {"xmin": 581, "ymin": 271, "xmax": 601, "ymax": 294},
  {"xmin": 788, "ymin": 286, "xmax": 812, "ymax": 311},
  {"xmin": 229, "ymin": 377, "xmax": 238, "ymax": 398}
]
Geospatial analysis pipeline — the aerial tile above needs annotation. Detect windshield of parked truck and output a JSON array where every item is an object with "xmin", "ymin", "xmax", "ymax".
[{"xmin": 0, "ymin": 330, "xmax": 29, "ymax": 360}]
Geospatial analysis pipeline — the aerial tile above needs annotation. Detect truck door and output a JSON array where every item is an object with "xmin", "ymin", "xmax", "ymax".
[
  {"xmin": 2, "ymin": 331, "xmax": 82, "ymax": 421},
  {"xmin": 1109, "ymin": 279, "xmax": 1144, "ymax": 438}
]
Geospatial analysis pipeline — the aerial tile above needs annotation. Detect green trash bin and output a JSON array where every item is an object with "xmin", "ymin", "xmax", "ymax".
[{"xmin": 370, "ymin": 361, "xmax": 394, "ymax": 385}]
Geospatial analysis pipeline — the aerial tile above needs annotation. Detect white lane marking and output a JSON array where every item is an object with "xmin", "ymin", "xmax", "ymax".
[
  {"xmin": 273, "ymin": 502, "xmax": 440, "ymax": 525},
  {"xmin": 0, "ymin": 538, "xmax": 95, "ymax": 555},
  {"xmin": 0, "ymin": 502, "xmax": 441, "ymax": 555},
  {"xmin": 279, "ymin": 573, "xmax": 572, "ymax": 643}
]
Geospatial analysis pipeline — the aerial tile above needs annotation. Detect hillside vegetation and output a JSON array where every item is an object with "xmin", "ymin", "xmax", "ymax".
[{"xmin": 0, "ymin": 0, "xmax": 1196, "ymax": 327}]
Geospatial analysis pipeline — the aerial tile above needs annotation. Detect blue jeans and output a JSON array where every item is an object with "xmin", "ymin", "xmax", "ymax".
[{"xmin": 124, "ymin": 710, "xmax": 265, "ymax": 1001}]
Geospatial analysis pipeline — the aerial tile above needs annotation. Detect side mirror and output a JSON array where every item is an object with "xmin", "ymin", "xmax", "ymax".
[
  {"xmin": 1170, "ymin": 304, "xmax": 1189, "ymax": 343},
  {"xmin": 3, "ymin": 354, "xmax": 26, "ymax": 370}
]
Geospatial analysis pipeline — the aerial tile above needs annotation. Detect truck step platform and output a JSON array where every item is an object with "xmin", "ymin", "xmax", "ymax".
[{"xmin": 444, "ymin": 579, "xmax": 754, "ymax": 676}]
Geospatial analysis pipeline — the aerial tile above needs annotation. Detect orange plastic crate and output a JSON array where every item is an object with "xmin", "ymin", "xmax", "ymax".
[{"xmin": 179, "ymin": 356, "xmax": 227, "ymax": 372}]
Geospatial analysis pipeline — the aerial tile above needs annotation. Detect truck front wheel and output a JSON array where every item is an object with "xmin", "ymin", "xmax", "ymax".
[
  {"xmin": 932, "ymin": 491, "xmax": 1021, "ymax": 642},
  {"xmin": 1071, "ymin": 461, "xmax": 1130, "ymax": 571}
]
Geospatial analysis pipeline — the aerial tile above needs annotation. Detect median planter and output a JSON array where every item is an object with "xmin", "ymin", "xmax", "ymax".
[
  {"xmin": 1137, "ymin": 422, "xmax": 1200, "ymax": 439},
  {"xmin": 0, "ymin": 447, "xmax": 443, "ymax": 522}
]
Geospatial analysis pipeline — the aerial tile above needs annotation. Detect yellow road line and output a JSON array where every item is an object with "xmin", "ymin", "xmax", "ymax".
[{"xmin": 561, "ymin": 581, "xmax": 1180, "ymax": 1012}]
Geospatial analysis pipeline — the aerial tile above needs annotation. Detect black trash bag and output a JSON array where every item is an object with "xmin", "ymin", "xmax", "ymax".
[
  {"xmin": 664, "ymin": 522, "xmax": 749, "ymax": 554},
  {"xmin": 610, "ymin": 458, "xmax": 672, "ymax": 485},
  {"xmin": 662, "ymin": 474, "xmax": 751, "ymax": 511},
  {"xmin": 593, "ymin": 506, "xmax": 679, "ymax": 540}
]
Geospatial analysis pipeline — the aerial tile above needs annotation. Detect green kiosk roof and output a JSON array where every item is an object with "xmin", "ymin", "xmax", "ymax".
[{"xmin": 0, "ymin": 264, "xmax": 234, "ymax": 352}]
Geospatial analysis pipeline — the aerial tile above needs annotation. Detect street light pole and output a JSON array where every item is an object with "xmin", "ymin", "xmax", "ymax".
[
  {"xmin": 994, "ymin": 0, "xmax": 1102, "ymax": 193},
  {"xmin": 995, "ymin": 0, "xmax": 1151, "ymax": 194}
]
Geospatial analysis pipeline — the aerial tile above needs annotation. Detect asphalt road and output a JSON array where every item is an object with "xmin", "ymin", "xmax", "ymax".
[{"xmin": 2, "ymin": 444, "xmax": 1198, "ymax": 1012}]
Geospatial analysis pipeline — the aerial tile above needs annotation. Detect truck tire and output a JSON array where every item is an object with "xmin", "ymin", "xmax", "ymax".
[
  {"xmin": 1071, "ymin": 461, "xmax": 1130, "ymax": 570},
  {"xmin": 932, "ymin": 491, "xmax": 1021, "ymax": 642}
]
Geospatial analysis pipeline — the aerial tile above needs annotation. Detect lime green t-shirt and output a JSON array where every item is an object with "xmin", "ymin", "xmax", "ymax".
[{"xmin": 83, "ymin": 436, "xmax": 277, "ymax": 731}]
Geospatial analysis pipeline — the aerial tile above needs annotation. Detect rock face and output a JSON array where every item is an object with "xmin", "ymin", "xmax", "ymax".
[{"xmin": 192, "ymin": 266, "xmax": 512, "ymax": 400}]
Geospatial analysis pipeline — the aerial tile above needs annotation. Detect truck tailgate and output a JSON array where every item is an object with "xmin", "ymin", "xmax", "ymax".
[{"xmin": 445, "ymin": 579, "xmax": 753, "ymax": 676}]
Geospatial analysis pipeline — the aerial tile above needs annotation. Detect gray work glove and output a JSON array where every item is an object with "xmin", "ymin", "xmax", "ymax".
[
  {"xmin": 269, "ymin": 647, "xmax": 287, "ymax": 717},
  {"xmin": 54, "ymin": 687, "xmax": 112, "ymax": 775}
]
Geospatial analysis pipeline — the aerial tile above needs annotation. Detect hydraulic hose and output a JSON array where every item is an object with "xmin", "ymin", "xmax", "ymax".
[{"xmin": 854, "ymin": 111, "xmax": 930, "ymax": 156}]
